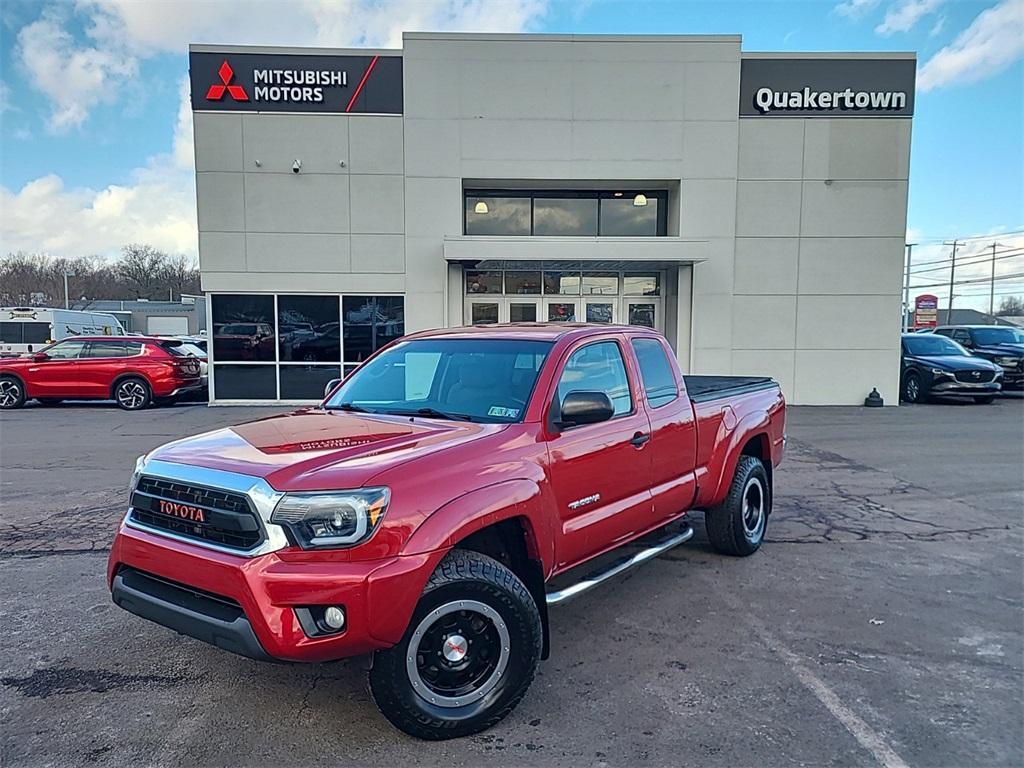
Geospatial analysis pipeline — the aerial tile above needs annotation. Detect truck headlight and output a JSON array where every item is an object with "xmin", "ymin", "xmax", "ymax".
[
  {"xmin": 129, "ymin": 454, "xmax": 146, "ymax": 494},
  {"xmin": 271, "ymin": 487, "xmax": 390, "ymax": 549},
  {"xmin": 995, "ymin": 356, "xmax": 1019, "ymax": 367}
]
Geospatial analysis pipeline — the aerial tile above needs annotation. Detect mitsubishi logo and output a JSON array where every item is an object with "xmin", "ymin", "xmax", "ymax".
[{"xmin": 206, "ymin": 60, "xmax": 249, "ymax": 101}]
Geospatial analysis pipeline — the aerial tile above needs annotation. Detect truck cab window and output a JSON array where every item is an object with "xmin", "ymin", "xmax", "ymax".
[
  {"xmin": 557, "ymin": 341, "xmax": 632, "ymax": 417},
  {"xmin": 631, "ymin": 338, "xmax": 679, "ymax": 407}
]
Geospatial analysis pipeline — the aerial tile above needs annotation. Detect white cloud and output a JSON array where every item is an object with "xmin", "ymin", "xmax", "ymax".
[
  {"xmin": 875, "ymin": 0, "xmax": 942, "ymax": 36},
  {"xmin": 0, "ymin": 165, "xmax": 197, "ymax": 258},
  {"xmin": 918, "ymin": 0, "xmax": 1024, "ymax": 91},
  {"xmin": 834, "ymin": 0, "xmax": 881, "ymax": 19},
  {"xmin": 15, "ymin": 9, "xmax": 138, "ymax": 132}
]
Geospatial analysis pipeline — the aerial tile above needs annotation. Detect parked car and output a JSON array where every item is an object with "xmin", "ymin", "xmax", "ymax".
[
  {"xmin": 108, "ymin": 323, "xmax": 785, "ymax": 739},
  {"xmin": 0, "ymin": 336, "xmax": 202, "ymax": 410},
  {"xmin": 900, "ymin": 332, "xmax": 1003, "ymax": 404},
  {"xmin": 172, "ymin": 339, "xmax": 208, "ymax": 390},
  {"xmin": 932, "ymin": 325, "xmax": 1024, "ymax": 389}
]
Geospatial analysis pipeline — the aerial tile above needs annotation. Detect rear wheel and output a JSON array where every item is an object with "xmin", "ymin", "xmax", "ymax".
[
  {"xmin": 973, "ymin": 395, "xmax": 995, "ymax": 404},
  {"xmin": 114, "ymin": 377, "xmax": 151, "ymax": 410},
  {"xmin": 704, "ymin": 456, "xmax": 770, "ymax": 557},
  {"xmin": 369, "ymin": 550, "xmax": 542, "ymax": 740},
  {"xmin": 901, "ymin": 371, "xmax": 923, "ymax": 403},
  {"xmin": 0, "ymin": 376, "xmax": 26, "ymax": 410}
]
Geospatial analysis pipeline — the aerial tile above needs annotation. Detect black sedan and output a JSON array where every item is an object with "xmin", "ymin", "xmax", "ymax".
[{"xmin": 901, "ymin": 333, "xmax": 1003, "ymax": 404}]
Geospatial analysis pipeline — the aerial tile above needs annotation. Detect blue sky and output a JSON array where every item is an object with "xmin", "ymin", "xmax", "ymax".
[{"xmin": 1, "ymin": 0, "xmax": 1022, "ymax": 310}]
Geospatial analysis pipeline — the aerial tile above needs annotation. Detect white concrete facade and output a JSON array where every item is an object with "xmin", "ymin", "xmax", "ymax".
[{"xmin": 192, "ymin": 34, "xmax": 914, "ymax": 405}]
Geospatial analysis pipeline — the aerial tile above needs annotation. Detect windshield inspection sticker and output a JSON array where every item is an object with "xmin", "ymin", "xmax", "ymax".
[{"xmin": 488, "ymin": 406, "xmax": 520, "ymax": 418}]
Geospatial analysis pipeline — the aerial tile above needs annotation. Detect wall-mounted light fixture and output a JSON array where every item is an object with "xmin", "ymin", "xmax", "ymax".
[
  {"xmin": 474, "ymin": 200, "xmax": 489, "ymax": 214},
  {"xmin": 632, "ymin": 193, "xmax": 648, "ymax": 207}
]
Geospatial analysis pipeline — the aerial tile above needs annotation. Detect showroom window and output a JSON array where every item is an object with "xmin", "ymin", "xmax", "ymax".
[
  {"xmin": 210, "ymin": 294, "xmax": 404, "ymax": 401},
  {"xmin": 464, "ymin": 190, "xmax": 668, "ymax": 237}
]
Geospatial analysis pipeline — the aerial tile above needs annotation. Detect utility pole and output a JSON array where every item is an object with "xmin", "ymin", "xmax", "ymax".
[
  {"xmin": 943, "ymin": 240, "xmax": 964, "ymax": 324},
  {"xmin": 902, "ymin": 243, "xmax": 915, "ymax": 332},
  {"xmin": 987, "ymin": 242, "xmax": 1008, "ymax": 317},
  {"xmin": 63, "ymin": 270, "xmax": 75, "ymax": 310}
]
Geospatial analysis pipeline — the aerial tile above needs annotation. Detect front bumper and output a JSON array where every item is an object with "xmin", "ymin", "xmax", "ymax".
[
  {"xmin": 108, "ymin": 523, "xmax": 437, "ymax": 663},
  {"xmin": 931, "ymin": 378, "xmax": 1002, "ymax": 395}
]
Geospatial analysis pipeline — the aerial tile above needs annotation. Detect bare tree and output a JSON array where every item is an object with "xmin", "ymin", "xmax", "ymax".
[
  {"xmin": 998, "ymin": 296, "xmax": 1024, "ymax": 316},
  {"xmin": 0, "ymin": 246, "xmax": 201, "ymax": 306}
]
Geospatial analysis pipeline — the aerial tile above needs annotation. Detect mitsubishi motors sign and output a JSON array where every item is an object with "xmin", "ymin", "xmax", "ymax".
[{"xmin": 189, "ymin": 50, "xmax": 403, "ymax": 113}]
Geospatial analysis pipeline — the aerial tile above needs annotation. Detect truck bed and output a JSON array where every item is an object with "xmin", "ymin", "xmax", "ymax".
[{"xmin": 683, "ymin": 375, "xmax": 777, "ymax": 403}]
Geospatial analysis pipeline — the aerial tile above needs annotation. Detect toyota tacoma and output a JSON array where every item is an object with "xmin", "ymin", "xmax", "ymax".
[{"xmin": 108, "ymin": 323, "xmax": 786, "ymax": 739}]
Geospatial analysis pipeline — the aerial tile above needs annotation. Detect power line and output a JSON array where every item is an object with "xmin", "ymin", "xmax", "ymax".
[
  {"xmin": 909, "ymin": 249, "xmax": 1024, "ymax": 275},
  {"xmin": 905, "ymin": 228, "xmax": 1024, "ymax": 247},
  {"xmin": 908, "ymin": 271, "xmax": 1024, "ymax": 290},
  {"xmin": 908, "ymin": 245, "xmax": 1024, "ymax": 269}
]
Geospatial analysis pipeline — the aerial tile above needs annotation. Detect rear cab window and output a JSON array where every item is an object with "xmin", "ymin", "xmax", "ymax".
[{"xmin": 630, "ymin": 337, "xmax": 679, "ymax": 408}]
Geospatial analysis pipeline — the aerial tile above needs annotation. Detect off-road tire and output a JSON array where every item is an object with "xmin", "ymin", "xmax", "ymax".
[
  {"xmin": 113, "ymin": 376, "xmax": 151, "ymax": 411},
  {"xmin": 973, "ymin": 396, "xmax": 995, "ymax": 404},
  {"xmin": 704, "ymin": 456, "xmax": 771, "ymax": 557},
  {"xmin": 901, "ymin": 371, "xmax": 923, "ymax": 403},
  {"xmin": 0, "ymin": 375, "xmax": 26, "ymax": 410},
  {"xmin": 369, "ymin": 549, "xmax": 542, "ymax": 740}
]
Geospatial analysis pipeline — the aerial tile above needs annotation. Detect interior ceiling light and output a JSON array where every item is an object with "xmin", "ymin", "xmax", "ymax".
[
  {"xmin": 474, "ymin": 200, "xmax": 489, "ymax": 214},
  {"xmin": 633, "ymin": 194, "xmax": 648, "ymax": 207}
]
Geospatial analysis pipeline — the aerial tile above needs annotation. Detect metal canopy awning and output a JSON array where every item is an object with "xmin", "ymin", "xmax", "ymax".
[{"xmin": 443, "ymin": 236, "xmax": 710, "ymax": 267}]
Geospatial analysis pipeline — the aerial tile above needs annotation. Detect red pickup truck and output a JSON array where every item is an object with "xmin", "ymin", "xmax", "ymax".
[{"xmin": 108, "ymin": 324, "xmax": 785, "ymax": 739}]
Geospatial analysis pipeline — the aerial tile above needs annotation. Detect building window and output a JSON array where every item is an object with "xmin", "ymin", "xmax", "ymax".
[
  {"xmin": 278, "ymin": 295, "xmax": 340, "ymax": 362},
  {"xmin": 342, "ymin": 296, "xmax": 405, "ymax": 365},
  {"xmin": 599, "ymin": 196, "xmax": 660, "ymax": 236},
  {"xmin": 209, "ymin": 293, "xmax": 403, "ymax": 401},
  {"xmin": 464, "ymin": 196, "xmax": 531, "ymax": 235},
  {"xmin": 464, "ymin": 190, "xmax": 668, "ymax": 237},
  {"xmin": 465, "ymin": 270, "xmax": 503, "ymax": 294},
  {"xmin": 212, "ymin": 295, "xmax": 275, "ymax": 362}
]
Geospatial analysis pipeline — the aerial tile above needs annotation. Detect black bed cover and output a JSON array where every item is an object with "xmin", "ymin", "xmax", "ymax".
[{"xmin": 683, "ymin": 375, "xmax": 777, "ymax": 403}]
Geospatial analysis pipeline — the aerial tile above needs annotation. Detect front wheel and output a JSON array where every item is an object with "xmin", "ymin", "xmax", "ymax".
[
  {"xmin": 369, "ymin": 550, "xmax": 542, "ymax": 740},
  {"xmin": 0, "ymin": 376, "xmax": 26, "ymax": 409},
  {"xmin": 704, "ymin": 455, "xmax": 771, "ymax": 557},
  {"xmin": 973, "ymin": 395, "xmax": 995, "ymax": 404},
  {"xmin": 902, "ymin": 371, "xmax": 924, "ymax": 403},
  {"xmin": 114, "ymin": 377, "xmax": 151, "ymax": 410}
]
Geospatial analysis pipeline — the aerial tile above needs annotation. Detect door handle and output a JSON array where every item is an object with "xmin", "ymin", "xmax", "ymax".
[{"xmin": 630, "ymin": 432, "xmax": 651, "ymax": 447}]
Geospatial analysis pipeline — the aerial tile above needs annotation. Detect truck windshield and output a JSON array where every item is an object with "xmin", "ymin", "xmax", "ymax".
[
  {"xmin": 325, "ymin": 338, "xmax": 553, "ymax": 423},
  {"xmin": 972, "ymin": 327, "xmax": 1024, "ymax": 345}
]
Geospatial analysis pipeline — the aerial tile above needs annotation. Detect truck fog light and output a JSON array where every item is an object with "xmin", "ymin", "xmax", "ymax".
[{"xmin": 323, "ymin": 606, "xmax": 346, "ymax": 630}]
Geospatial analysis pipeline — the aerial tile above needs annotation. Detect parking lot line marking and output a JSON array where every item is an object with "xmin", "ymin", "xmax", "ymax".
[{"xmin": 750, "ymin": 621, "xmax": 911, "ymax": 768}]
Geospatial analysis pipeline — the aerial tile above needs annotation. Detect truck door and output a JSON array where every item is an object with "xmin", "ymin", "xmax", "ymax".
[
  {"xmin": 629, "ymin": 336, "xmax": 699, "ymax": 520},
  {"xmin": 545, "ymin": 337, "xmax": 655, "ymax": 570},
  {"xmin": 26, "ymin": 340, "xmax": 87, "ymax": 398}
]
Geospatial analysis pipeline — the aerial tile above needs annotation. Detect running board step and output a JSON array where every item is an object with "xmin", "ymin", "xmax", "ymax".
[{"xmin": 545, "ymin": 525, "xmax": 694, "ymax": 606}]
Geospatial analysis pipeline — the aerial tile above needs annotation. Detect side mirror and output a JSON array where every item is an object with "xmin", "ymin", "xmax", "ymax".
[
  {"xmin": 323, "ymin": 378, "xmax": 343, "ymax": 398},
  {"xmin": 31, "ymin": 352, "xmax": 49, "ymax": 362},
  {"xmin": 557, "ymin": 391, "xmax": 614, "ymax": 429}
]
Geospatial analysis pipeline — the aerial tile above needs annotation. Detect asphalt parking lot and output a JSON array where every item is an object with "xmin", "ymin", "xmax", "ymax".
[{"xmin": 1, "ymin": 396, "xmax": 1022, "ymax": 767}]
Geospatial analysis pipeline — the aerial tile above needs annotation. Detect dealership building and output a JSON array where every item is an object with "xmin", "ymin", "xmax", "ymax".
[{"xmin": 190, "ymin": 33, "xmax": 914, "ymax": 405}]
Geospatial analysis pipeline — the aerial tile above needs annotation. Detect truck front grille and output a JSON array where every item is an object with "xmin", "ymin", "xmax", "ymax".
[
  {"xmin": 130, "ymin": 476, "xmax": 263, "ymax": 551},
  {"xmin": 954, "ymin": 370, "xmax": 995, "ymax": 383}
]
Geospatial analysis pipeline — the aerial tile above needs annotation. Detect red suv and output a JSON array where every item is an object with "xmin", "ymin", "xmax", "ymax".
[{"xmin": 0, "ymin": 337, "xmax": 202, "ymax": 411}]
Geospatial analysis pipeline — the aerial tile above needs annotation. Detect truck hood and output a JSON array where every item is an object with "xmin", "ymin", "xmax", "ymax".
[
  {"xmin": 974, "ymin": 343, "xmax": 1024, "ymax": 357},
  {"xmin": 149, "ymin": 409, "xmax": 507, "ymax": 491}
]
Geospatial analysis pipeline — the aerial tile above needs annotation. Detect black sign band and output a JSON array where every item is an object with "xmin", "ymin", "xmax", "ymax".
[{"xmin": 189, "ymin": 51, "xmax": 403, "ymax": 114}]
